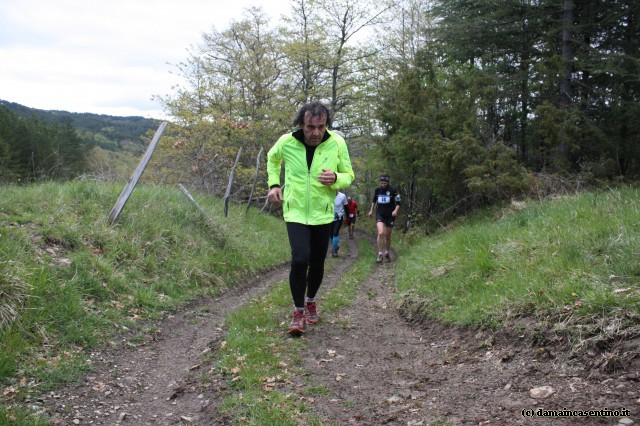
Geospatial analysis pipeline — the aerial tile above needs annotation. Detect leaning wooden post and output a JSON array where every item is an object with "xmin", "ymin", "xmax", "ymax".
[
  {"xmin": 178, "ymin": 183, "xmax": 215, "ymax": 224},
  {"xmin": 223, "ymin": 146, "xmax": 243, "ymax": 218},
  {"xmin": 178, "ymin": 183, "xmax": 226, "ymax": 246},
  {"xmin": 108, "ymin": 121, "xmax": 167, "ymax": 224},
  {"xmin": 246, "ymin": 146, "xmax": 264, "ymax": 213}
]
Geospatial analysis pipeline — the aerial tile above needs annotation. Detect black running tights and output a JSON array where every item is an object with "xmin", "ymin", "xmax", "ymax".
[
  {"xmin": 331, "ymin": 217, "xmax": 343, "ymax": 237},
  {"xmin": 285, "ymin": 222, "xmax": 332, "ymax": 308}
]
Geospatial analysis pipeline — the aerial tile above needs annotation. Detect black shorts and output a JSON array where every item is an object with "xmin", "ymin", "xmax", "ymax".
[
  {"xmin": 376, "ymin": 213, "xmax": 395, "ymax": 228},
  {"xmin": 345, "ymin": 214, "xmax": 356, "ymax": 225}
]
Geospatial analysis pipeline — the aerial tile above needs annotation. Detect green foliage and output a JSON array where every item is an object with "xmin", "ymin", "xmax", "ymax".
[
  {"xmin": 0, "ymin": 135, "xmax": 13, "ymax": 183},
  {"xmin": 464, "ymin": 141, "xmax": 532, "ymax": 200},
  {"xmin": 374, "ymin": 52, "xmax": 530, "ymax": 217},
  {"xmin": 0, "ymin": 259, "xmax": 31, "ymax": 330},
  {"xmin": 1, "ymin": 99, "xmax": 160, "ymax": 151},
  {"xmin": 160, "ymin": 8, "xmax": 286, "ymax": 126},
  {"xmin": 146, "ymin": 114, "xmax": 279, "ymax": 198},
  {"xmin": 84, "ymin": 146, "xmax": 141, "ymax": 182},
  {"xmin": 369, "ymin": 0, "xmax": 640, "ymax": 223},
  {"xmin": 159, "ymin": 1, "xmax": 388, "ymax": 137},
  {"xmin": 424, "ymin": 132, "xmax": 530, "ymax": 210},
  {"xmin": 0, "ymin": 100, "xmax": 161, "ymax": 184},
  {"xmin": 528, "ymin": 102, "xmax": 584, "ymax": 173}
]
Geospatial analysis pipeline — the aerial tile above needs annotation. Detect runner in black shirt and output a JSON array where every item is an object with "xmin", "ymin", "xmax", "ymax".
[{"xmin": 368, "ymin": 174, "xmax": 400, "ymax": 262}]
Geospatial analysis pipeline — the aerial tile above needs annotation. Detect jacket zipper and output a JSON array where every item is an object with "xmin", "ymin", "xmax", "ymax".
[{"xmin": 306, "ymin": 169, "xmax": 311, "ymax": 225}]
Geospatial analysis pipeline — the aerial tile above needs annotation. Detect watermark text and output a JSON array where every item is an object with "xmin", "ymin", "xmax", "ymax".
[{"xmin": 521, "ymin": 408, "xmax": 630, "ymax": 418}]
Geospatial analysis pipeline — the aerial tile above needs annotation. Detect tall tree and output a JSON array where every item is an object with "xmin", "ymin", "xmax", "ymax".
[
  {"xmin": 317, "ymin": 0, "xmax": 390, "ymax": 122},
  {"xmin": 163, "ymin": 7, "xmax": 284, "ymax": 125},
  {"xmin": 154, "ymin": 7, "xmax": 286, "ymax": 195},
  {"xmin": 279, "ymin": 0, "xmax": 330, "ymax": 107},
  {"xmin": 435, "ymin": 0, "xmax": 552, "ymax": 163}
]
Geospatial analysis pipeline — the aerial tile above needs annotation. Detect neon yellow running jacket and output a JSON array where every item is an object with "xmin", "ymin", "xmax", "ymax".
[{"xmin": 267, "ymin": 130, "xmax": 354, "ymax": 225}]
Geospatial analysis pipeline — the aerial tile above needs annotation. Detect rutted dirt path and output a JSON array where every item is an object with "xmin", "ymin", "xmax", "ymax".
[
  {"xmin": 37, "ymin": 239, "xmax": 358, "ymax": 425},
  {"xmin": 301, "ymin": 236, "xmax": 638, "ymax": 425},
  {"xmin": 37, "ymin": 231, "xmax": 638, "ymax": 425},
  {"xmin": 39, "ymin": 266, "xmax": 293, "ymax": 425}
]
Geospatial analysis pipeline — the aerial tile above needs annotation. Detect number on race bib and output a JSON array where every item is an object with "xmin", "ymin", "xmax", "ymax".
[{"xmin": 377, "ymin": 194, "xmax": 391, "ymax": 204}]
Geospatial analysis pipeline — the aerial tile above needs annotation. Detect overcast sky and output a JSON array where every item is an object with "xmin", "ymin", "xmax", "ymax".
[{"xmin": 0, "ymin": 0, "xmax": 292, "ymax": 119}]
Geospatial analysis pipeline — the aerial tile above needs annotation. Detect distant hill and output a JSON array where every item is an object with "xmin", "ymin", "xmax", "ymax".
[{"xmin": 0, "ymin": 99, "xmax": 163, "ymax": 155}]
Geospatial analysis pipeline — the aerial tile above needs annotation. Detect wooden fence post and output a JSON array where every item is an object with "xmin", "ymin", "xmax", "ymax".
[
  {"xmin": 178, "ymin": 183, "xmax": 226, "ymax": 246},
  {"xmin": 108, "ymin": 121, "xmax": 167, "ymax": 224},
  {"xmin": 223, "ymin": 146, "xmax": 243, "ymax": 218},
  {"xmin": 178, "ymin": 183, "xmax": 214, "ymax": 224},
  {"xmin": 246, "ymin": 147, "xmax": 264, "ymax": 213}
]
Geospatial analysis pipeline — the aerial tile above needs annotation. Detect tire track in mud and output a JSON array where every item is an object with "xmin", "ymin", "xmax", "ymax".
[{"xmin": 40, "ymin": 266, "xmax": 289, "ymax": 425}]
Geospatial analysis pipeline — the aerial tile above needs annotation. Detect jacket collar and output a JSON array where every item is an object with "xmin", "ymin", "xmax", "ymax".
[{"xmin": 292, "ymin": 129, "xmax": 331, "ymax": 145}]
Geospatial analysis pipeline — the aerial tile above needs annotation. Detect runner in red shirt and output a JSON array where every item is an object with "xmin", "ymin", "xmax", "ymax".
[{"xmin": 344, "ymin": 196, "xmax": 359, "ymax": 239}]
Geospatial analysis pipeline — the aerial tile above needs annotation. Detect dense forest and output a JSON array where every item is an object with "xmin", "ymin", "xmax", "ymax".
[
  {"xmin": 151, "ymin": 0, "xmax": 639, "ymax": 225},
  {"xmin": 2, "ymin": 0, "xmax": 638, "ymax": 226},
  {"xmin": 0, "ymin": 100, "xmax": 160, "ymax": 183},
  {"xmin": 0, "ymin": 105, "xmax": 88, "ymax": 182},
  {"xmin": 0, "ymin": 100, "xmax": 159, "ymax": 153}
]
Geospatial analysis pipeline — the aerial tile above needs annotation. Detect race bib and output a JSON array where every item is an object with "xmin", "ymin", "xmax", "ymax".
[{"xmin": 377, "ymin": 194, "xmax": 391, "ymax": 204}]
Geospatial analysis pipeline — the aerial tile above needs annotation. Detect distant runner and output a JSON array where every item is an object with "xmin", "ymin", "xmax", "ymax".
[
  {"xmin": 331, "ymin": 190, "xmax": 348, "ymax": 257},
  {"xmin": 368, "ymin": 174, "xmax": 400, "ymax": 263},
  {"xmin": 344, "ymin": 196, "xmax": 359, "ymax": 239}
]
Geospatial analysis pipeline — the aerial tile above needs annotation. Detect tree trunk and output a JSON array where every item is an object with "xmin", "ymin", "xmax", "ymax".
[{"xmin": 559, "ymin": 0, "xmax": 574, "ymax": 109}]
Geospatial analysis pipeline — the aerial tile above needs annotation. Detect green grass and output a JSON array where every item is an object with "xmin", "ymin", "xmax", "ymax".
[
  {"xmin": 395, "ymin": 188, "xmax": 640, "ymax": 336},
  {"xmin": 0, "ymin": 180, "xmax": 290, "ymax": 423},
  {"xmin": 213, "ymin": 238, "xmax": 373, "ymax": 425},
  {"xmin": 2, "ymin": 180, "xmax": 640, "ymax": 424}
]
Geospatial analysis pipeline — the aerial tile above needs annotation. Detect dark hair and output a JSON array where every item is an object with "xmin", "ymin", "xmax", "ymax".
[
  {"xmin": 293, "ymin": 101, "xmax": 333, "ymax": 128},
  {"xmin": 379, "ymin": 174, "xmax": 390, "ymax": 182}
]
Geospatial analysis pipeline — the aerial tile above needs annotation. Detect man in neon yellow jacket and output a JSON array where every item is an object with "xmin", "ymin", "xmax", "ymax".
[{"xmin": 267, "ymin": 101, "xmax": 354, "ymax": 336}]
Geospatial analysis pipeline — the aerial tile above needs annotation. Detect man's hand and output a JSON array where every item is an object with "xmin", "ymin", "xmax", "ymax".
[
  {"xmin": 267, "ymin": 187, "xmax": 283, "ymax": 204},
  {"xmin": 368, "ymin": 211, "xmax": 373, "ymax": 218},
  {"xmin": 318, "ymin": 169, "xmax": 336, "ymax": 186}
]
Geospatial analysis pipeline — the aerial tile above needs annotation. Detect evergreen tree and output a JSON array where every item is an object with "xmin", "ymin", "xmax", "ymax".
[{"xmin": 0, "ymin": 106, "xmax": 87, "ymax": 182}]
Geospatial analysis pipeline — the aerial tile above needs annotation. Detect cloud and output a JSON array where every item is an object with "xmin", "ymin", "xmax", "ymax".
[{"xmin": 0, "ymin": 0, "xmax": 290, "ymax": 119}]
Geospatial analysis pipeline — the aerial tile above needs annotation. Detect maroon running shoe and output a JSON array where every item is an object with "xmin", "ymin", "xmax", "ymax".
[
  {"xmin": 384, "ymin": 251, "xmax": 391, "ymax": 262},
  {"xmin": 305, "ymin": 301, "xmax": 319, "ymax": 325},
  {"xmin": 288, "ymin": 310, "xmax": 306, "ymax": 336}
]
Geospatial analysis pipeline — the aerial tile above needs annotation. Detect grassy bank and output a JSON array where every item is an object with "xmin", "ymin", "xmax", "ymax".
[
  {"xmin": 2, "ymin": 181, "xmax": 639, "ymax": 424},
  {"xmin": 0, "ymin": 180, "xmax": 290, "ymax": 422},
  {"xmin": 395, "ymin": 187, "xmax": 640, "ymax": 349}
]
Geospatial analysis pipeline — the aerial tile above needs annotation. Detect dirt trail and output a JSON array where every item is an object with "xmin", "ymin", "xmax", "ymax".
[
  {"xmin": 37, "ymin": 232, "xmax": 637, "ymax": 425},
  {"xmin": 302, "ymin": 235, "xmax": 638, "ymax": 425},
  {"xmin": 39, "ymin": 266, "xmax": 291, "ymax": 425}
]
